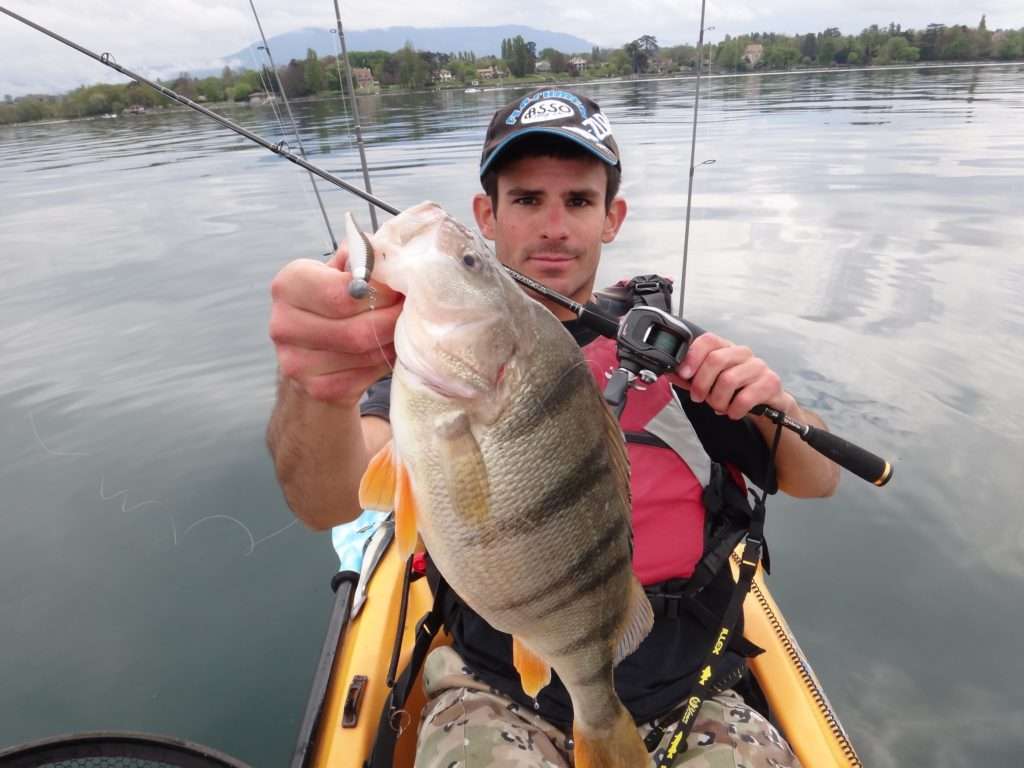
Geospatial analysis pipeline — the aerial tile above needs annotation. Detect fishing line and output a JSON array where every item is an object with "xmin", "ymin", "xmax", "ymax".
[
  {"xmin": 331, "ymin": 0, "xmax": 379, "ymax": 231},
  {"xmin": 0, "ymin": 7, "xmax": 402, "ymax": 215},
  {"xmin": 246, "ymin": 45, "xmax": 333, "ymax": 256},
  {"xmin": 248, "ymin": 0, "xmax": 338, "ymax": 253},
  {"xmin": 678, "ymin": 0, "xmax": 709, "ymax": 320}
]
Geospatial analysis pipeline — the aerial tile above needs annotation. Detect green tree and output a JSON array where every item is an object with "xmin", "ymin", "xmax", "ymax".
[
  {"xmin": 878, "ymin": 36, "xmax": 920, "ymax": 63},
  {"xmin": 506, "ymin": 35, "xmax": 535, "ymax": 77},
  {"xmin": 715, "ymin": 37, "xmax": 743, "ymax": 69},
  {"xmin": 939, "ymin": 26, "xmax": 973, "ymax": 60},
  {"xmin": 606, "ymin": 49, "xmax": 631, "ymax": 75},
  {"xmin": 304, "ymin": 48, "xmax": 323, "ymax": 93},
  {"xmin": 817, "ymin": 37, "xmax": 838, "ymax": 64},
  {"xmin": 995, "ymin": 31, "xmax": 1023, "ymax": 60},
  {"xmin": 540, "ymin": 48, "xmax": 569, "ymax": 73},
  {"xmin": 799, "ymin": 32, "xmax": 817, "ymax": 60},
  {"xmin": 397, "ymin": 42, "xmax": 429, "ymax": 89},
  {"xmin": 280, "ymin": 59, "xmax": 309, "ymax": 96},
  {"xmin": 764, "ymin": 42, "xmax": 800, "ymax": 69},
  {"xmin": 197, "ymin": 76, "xmax": 225, "ymax": 102},
  {"xmin": 919, "ymin": 24, "xmax": 945, "ymax": 60}
]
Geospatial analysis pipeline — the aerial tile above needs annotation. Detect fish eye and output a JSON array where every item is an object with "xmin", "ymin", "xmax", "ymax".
[{"xmin": 462, "ymin": 253, "xmax": 481, "ymax": 270}]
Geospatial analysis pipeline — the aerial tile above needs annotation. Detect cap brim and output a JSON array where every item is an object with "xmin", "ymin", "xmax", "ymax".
[{"xmin": 479, "ymin": 126, "xmax": 619, "ymax": 177}]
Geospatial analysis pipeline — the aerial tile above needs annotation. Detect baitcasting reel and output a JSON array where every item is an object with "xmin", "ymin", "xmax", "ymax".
[{"xmin": 604, "ymin": 305, "xmax": 694, "ymax": 414}]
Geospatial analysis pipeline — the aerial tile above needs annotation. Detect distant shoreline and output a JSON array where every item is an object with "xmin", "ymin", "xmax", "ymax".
[{"xmin": 3, "ymin": 59, "xmax": 1021, "ymax": 128}]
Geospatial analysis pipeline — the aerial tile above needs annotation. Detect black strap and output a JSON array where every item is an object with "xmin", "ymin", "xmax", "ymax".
[
  {"xmin": 366, "ymin": 565, "xmax": 450, "ymax": 768},
  {"xmin": 623, "ymin": 430, "xmax": 671, "ymax": 448},
  {"xmin": 627, "ymin": 274, "xmax": 674, "ymax": 312},
  {"xmin": 648, "ymin": 422, "xmax": 782, "ymax": 766}
]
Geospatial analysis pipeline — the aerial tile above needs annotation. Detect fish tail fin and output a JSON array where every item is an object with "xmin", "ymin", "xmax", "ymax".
[{"xmin": 572, "ymin": 706, "xmax": 648, "ymax": 768}]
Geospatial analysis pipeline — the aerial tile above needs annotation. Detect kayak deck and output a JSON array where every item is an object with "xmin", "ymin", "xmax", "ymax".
[{"xmin": 302, "ymin": 543, "xmax": 862, "ymax": 767}]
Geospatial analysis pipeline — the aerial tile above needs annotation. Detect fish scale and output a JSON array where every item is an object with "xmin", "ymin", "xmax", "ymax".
[{"xmin": 358, "ymin": 201, "xmax": 654, "ymax": 767}]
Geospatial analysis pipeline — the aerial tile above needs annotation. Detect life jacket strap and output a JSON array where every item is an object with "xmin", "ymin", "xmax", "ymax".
[
  {"xmin": 626, "ymin": 274, "xmax": 675, "ymax": 312},
  {"xmin": 650, "ymin": 418, "xmax": 782, "ymax": 767}
]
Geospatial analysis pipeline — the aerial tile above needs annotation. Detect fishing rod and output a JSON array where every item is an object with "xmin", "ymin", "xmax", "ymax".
[
  {"xmin": 1, "ymin": 5, "xmax": 892, "ymax": 487},
  {"xmin": 677, "ymin": 0, "xmax": 710, "ymax": 319},
  {"xmin": 331, "ymin": 0, "xmax": 378, "ymax": 231},
  {"xmin": 0, "ymin": 5, "xmax": 401, "ymax": 219},
  {"xmin": 248, "ymin": 0, "xmax": 338, "ymax": 252}
]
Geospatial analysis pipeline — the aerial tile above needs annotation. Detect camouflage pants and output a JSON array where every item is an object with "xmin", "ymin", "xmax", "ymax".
[{"xmin": 414, "ymin": 646, "xmax": 801, "ymax": 768}]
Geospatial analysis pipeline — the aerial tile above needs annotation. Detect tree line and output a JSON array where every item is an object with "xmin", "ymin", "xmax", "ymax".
[{"xmin": 3, "ymin": 17, "xmax": 1022, "ymax": 125}]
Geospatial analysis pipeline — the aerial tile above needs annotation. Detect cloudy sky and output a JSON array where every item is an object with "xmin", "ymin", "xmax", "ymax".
[{"xmin": 2, "ymin": 0, "xmax": 1021, "ymax": 97}]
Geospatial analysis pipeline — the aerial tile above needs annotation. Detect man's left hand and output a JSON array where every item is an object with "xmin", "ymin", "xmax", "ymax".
[{"xmin": 667, "ymin": 332, "xmax": 797, "ymax": 420}]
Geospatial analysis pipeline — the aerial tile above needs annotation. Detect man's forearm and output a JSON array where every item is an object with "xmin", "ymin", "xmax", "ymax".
[{"xmin": 266, "ymin": 376, "xmax": 369, "ymax": 530}]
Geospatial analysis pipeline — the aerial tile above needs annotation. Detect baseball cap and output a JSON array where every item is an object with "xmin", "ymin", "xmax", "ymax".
[{"xmin": 479, "ymin": 88, "xmax": 621, "ymax": 177}]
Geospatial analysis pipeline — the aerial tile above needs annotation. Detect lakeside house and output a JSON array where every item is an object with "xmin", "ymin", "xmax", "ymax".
[
  {"xmin": 743, "ymin": 43, "xmax": 765, "ymax": 67},
  {"xmin": 535, "ymin": 60, "xmax": 552, "ymax": 73},
  {"xmin": 569, "ymin": 55, "xmax": 589, "ymax": 73},
  {"xmin": 352, "ymin": 67, "xmax": 377, "ymax": 92},
  {"xmin": 435, "ymin": 68, "xmax": 453, "ymax": 82},
  {"xmin": 248, "ymin": 91, "xmax": 277, "ymax": 105}
]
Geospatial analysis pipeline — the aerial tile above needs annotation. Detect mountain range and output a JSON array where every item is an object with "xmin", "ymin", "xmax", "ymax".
[{"xmin": 222, "ymin": 25, "xmax": 597, "ymax": 68}]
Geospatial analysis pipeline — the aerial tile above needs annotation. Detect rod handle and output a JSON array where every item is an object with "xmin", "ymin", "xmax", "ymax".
[{"xmin": 802, "ymin": 425, "xmax": 893, "ymax": 486}]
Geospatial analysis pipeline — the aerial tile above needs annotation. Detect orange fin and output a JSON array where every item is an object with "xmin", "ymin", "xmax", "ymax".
[
  {"xmin": 572, "ymin": 706, "xmax": 649, "ymax": 768},
  {"xmin": 512, "ymin": 636, "xmax": 551, "ymax": 699},
  {"xmin": 394, "ymin": 461, "xmax": 420, "ymax": 560},
  {"xmin": 358, "ymin": 441, "xmax": 397, "ymax": 512}
]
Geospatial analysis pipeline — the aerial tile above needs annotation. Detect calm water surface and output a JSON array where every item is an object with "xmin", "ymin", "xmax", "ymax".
[{"xmin": 2, "ymin": 66, "xmax": 1023, "ymax": 767}]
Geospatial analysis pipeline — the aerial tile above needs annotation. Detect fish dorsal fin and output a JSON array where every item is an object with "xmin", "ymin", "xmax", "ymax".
[
  {"xmin": 512, "ymin": 636, "xmax": 552, "ymax": 698},
  {"xmin": 435, "ymin": 411, "xmax": 490, "ymax": 523},
  {"xmin": 598, "ymin": 396, "xmax": 632, "ymax": 517},
  {"xmin": 614, "ymin": 578, "xmax": 655, "ymax": 665},
  {"xmin": 359, "ymin": 441, "xmax": 397, "ymax": 512}
]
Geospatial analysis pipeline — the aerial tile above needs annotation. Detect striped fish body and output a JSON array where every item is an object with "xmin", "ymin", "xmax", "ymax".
[{"xmin": 361, "ymin": 202, "xmax": 653, "ymax": 767}]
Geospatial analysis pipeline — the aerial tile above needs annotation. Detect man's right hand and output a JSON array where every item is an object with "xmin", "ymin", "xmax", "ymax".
[{"xmin": 269, "ymin": 243, "xmax": 402, "ymax": 405}]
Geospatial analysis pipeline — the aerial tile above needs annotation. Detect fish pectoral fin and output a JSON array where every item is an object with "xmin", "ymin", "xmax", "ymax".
[
  {"xmin": 512, "ymin": 636, "xmax": 551, "ymax": 699},
  {"xmin": 435, "ymin": 412, "xmax": 490, "ymax": 523},
  {"xmin": 359, "ymin": 441, "xmax": 419, "ymax": 558},
  {"xmin": 394, "ymin": 461, "xmax": 420, "ymax": 560},
  {"xmin": 614, "ymin": 578, "xmax": 655, "ymax": 665},
  {"xmin": 359, "ymin": 440, "xmax": 398, "ymax": 512}
]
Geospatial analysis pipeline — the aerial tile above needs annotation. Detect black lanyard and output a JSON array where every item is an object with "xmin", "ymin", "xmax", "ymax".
[{"xmin": 648, "ymin": 419, "xmax": 782, "ymax": 767}]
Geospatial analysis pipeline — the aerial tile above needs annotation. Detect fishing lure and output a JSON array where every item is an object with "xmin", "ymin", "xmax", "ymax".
[{"xmin": 345, "ymin": 212, "xmax": 374, "ymax": 299}]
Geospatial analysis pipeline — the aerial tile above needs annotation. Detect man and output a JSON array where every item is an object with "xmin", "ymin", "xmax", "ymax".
[{"xmin": 267, "ymin": 88, "xmax": 839, "ymax": 766}]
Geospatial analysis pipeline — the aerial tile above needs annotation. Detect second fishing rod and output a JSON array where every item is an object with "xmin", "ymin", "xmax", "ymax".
[{"xmin": 1, "ymin": 5, "xmax": 892, "ymax": 487}]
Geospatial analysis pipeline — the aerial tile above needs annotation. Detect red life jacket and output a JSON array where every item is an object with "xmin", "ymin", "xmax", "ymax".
[{"xmin": 583, "ymin": 335, "xmax": 718, "ymax": 585}]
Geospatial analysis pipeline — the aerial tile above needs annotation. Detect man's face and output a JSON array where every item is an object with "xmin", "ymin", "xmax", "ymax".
[{"xmin": 472, "ymin": 153, "xmax": 627, "ymax": 320}]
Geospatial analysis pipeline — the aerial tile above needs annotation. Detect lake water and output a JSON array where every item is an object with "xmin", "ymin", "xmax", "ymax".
[{"xmin": 2, "ymin": 65, "xmax": 1023, "ymax": 767}]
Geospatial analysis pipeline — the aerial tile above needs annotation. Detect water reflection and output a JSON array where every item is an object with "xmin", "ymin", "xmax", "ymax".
[{"xmin": 1, "ymin": 64, "xmax": 1023, "ymax": 766}]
